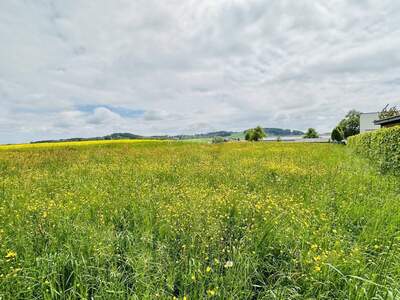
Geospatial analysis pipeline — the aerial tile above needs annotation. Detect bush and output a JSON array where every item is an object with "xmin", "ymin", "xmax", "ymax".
[
  {"xmin": 331, "ymin": 126, "xmax": 344, "ymax": 142},
  {"xmin": 348, "ymin": 127, "xmax": 400, "ymax": 174},
  {"xmin": 211, "ymin": 136, "xmax": 225, "ymax": 144}
]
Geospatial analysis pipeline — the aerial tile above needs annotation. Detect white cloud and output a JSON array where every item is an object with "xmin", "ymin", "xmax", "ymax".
[
  {"xmin": 87, "ymin": 107, "xmax": 123, "ymax": 125},
  {"xmin": 1, "ymin": 0, "xmax": 400, "ymax": 143}
]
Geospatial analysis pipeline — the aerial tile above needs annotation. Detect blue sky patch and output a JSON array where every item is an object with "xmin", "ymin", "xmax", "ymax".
[{"xmin": 77, "ymin": 105, "xmax": 145, "ymax": 118}]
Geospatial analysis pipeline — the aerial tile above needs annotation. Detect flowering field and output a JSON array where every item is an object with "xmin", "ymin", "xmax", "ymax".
[
  {"xmin": 0, "ymin": 139, "xmax": 161, "ymax": 151},
  {"xmin": 0, "ymin": 141, "xmax": 399, "ymax": 299}
]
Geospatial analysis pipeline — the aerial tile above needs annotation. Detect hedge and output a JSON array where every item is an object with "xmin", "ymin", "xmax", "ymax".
[{"xmin": 348, "ymin": 127, "xmax": 400, "ymax": 174}]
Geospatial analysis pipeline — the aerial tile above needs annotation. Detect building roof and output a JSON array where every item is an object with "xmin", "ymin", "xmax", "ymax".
[
  {"xmin": 374, "ymin": 115, "xmax": 400, "ymax": 125},
  {"xmin": 360, "ymin": 112, "xmax": 379, "ymax": 115}
]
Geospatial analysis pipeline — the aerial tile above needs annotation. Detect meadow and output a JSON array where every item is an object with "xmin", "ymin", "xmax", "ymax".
[{"xmin": 0, "ymin": 141, "xmax": 399, "ymax": 299}]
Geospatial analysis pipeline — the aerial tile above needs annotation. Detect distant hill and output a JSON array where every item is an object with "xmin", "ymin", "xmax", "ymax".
[
  {"xmin": 228, "ymin": 128, "xmax": 304, "ymax": 140},
  {"xmin": 172, "ymin": 131, "xmax": 235, "ymax": 140},
  {"xmin": 174, "ymin": 128, "xmax": 304, "ymax": 140},
  {"xmin": 31, "ymin": 132, "xmax": 145, "ymax": 144},
  {"xmin": 105, "ymin": 133, "xmax": 143, "ymax": 139},
  {"xmin": 31, "ymin": 128, "xmax": 304, "ymax": 143},
  {"xmin": 262, "ymin": 128, "xmax": 304, "ymax": 136}
]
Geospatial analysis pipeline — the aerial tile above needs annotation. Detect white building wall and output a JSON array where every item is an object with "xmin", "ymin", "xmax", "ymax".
[{"xmin": 360, "ymin": 112, "xmax": 380, "ymax": 133}]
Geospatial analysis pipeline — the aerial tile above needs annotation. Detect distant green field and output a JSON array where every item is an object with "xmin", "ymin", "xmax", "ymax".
[
  {"xmin": 227, "ymin": 132, "xmax": 245, "ymax": 139},
  {"xmin": 180, "ymin": 138, "xmax": 212, "ymax": 143},
  {"xmin": 0, "ymin": 141, "xmax": 399, "ymax": 298}
]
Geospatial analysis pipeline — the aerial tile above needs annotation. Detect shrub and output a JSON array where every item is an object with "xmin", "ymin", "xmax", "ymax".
[
  {"xmin": 211, "ymin": 136, "xmax": 225, "ymax": 144},
  {"xmin": 348, "ymin": 127, "xmax": 400, "ymax": 174},
  {"xmin": 331, "ymin": 126, "xmax": 344, "ymax": 142}
]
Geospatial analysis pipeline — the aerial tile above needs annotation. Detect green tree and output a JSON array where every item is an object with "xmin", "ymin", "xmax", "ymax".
[
  {"xmin": 245, "ymin": 126, "xmax": 266, "ymax": 141},
  {"xmin": 379, "ymin": 104, "xmax": 400, "ymax": 120},
  {"xmin": 338, "ymin": 110, "xmax": 360, "ymax": 138},
  {"xmin": 331, "ymin": 126, "xmax": 344, "ymax": 142},
  {"xmin": 245, "ymin": 129, "xmax": 254, "ymax": 141},
  {"xmin": 303, "ymin": 128, "xmax": 319, "ymax": 138}
]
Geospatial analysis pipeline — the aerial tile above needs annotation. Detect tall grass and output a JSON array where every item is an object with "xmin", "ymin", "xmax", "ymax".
[{"xmin": 0, "ymin": 141, "xmax": 399, "ymax": 299}]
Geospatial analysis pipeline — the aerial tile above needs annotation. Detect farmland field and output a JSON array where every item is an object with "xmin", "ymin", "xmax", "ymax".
[{"xmin": 0, "ymin": 141, "xmax": 399, "ymax": 299}]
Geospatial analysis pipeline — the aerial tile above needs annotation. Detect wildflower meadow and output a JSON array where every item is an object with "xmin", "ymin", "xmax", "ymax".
[{"xmin": 0, "ymin": 141, "xmax": 399, "ymax": 299}]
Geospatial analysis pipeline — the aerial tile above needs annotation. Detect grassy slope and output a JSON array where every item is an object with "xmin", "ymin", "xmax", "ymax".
[
  {"xmin": 0, "ymin": 141, "xmax": 399, "ymax": 299},
  {"xmin": 228, "ymin": 132, "xmax": 245, "ymax": 139},
  {"xmin": 179, "ymin": 138, "xmax": 212, "ymax": 143}
]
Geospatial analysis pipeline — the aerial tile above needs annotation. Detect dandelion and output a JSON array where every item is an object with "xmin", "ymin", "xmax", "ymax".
[
  {"xmin": 5, "ymin": 251, "xmax": 16, "ymax": 261},
  {"xmin": 206, "ymin": 266, "xmax": 212, "ymax": 273},
  {"xmin": 314, "ymin": 266, "xmax": 321, "ymax": 272},
  {"xmin": 313, "ymin": 255, "xmax": 321, "ymax": 262},
  {"xmin": 207, "ymin": 289, "xmax": 216, "ymax": 297}
]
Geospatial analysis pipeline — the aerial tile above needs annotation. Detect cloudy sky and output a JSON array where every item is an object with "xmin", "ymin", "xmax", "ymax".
[{"xmin": 1, "ymin": 0, "xmax": 400, "ymax": 143}]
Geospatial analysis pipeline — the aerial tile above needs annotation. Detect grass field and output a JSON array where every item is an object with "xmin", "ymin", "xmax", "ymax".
[{"xmin": 1, "ymin": 141, "xmax": 399, "ymax": 299}]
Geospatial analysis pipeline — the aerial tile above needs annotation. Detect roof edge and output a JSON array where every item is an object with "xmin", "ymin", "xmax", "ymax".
[
  {"xmin": 361, "ymin": 112, "xmax": 379, "ymax": 115},
  {"xmin": 374, "ymin": 115, "xmax": 400, "ymax": 125}
]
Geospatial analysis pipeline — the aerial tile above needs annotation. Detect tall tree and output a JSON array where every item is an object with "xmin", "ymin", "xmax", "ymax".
[
  {"xmin": 245, "ymin": 126, "xmax": 266, "ymax": 141},
  {"xmin": 331, "ymin": 126, "xmax": 344, "ymax": 142},
  {"xmin": 379, "ymin": 104, "xmax": 400, "ymax": 120},
  {"xmin": 303, "ymin": 128, "xmax": 319, "ymax": 138},
  {"xmin": 338, "ymin": 110, "xmax": 360, "ymax": 138}
]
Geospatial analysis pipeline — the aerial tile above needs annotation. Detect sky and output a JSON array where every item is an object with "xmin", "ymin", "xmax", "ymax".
[{"xmin": 1, "ymin": 0, "xmax": 400, "ymax": 143}]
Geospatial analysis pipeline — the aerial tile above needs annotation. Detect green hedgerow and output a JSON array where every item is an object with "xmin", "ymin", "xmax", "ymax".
[{"xmin": 348, "ymin": 127, "xmax": 400, "ymax": 174}]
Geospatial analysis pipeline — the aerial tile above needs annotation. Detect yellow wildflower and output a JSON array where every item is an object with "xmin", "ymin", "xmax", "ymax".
[
  {"xmin": 207, "ymin": 289, "xmax": 216, "ymax": 297},
  {"xmin": 5, "ymin": 250, "xmax": 16, "ymax": 261},
  {"xmin": 313, "ymin": 255, "xmax": 321, "ymax": 261}
]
